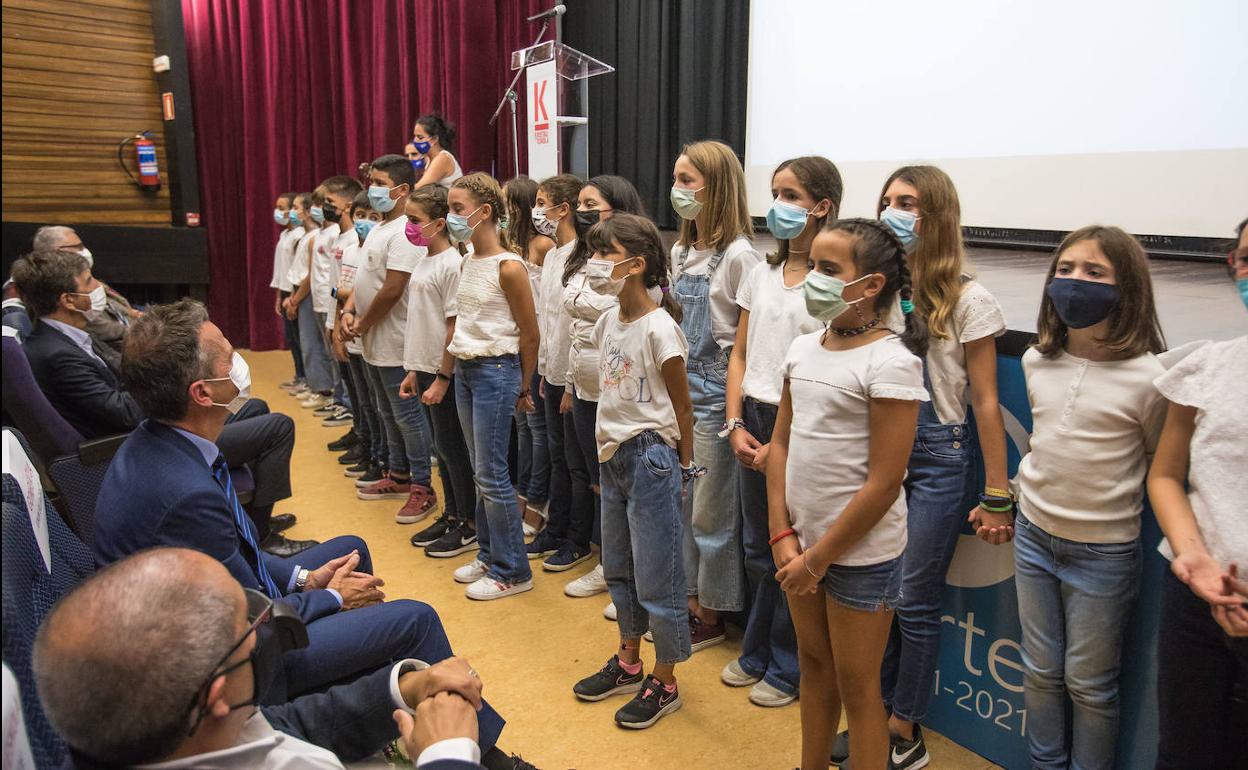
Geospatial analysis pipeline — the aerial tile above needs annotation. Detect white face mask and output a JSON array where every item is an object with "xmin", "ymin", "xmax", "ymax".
[
  {"xmin": 585, "ymin": 257, "xmax": 636, "ymax": 297},
  {"xmin": 77, "ymin": 247, "xmax": 94, "ymax": 267},
  {"xmin": 70, "ymin": 285, "xmax": 108, "ymax": 314},
  {"xmin": 203, "ymin": 352, "xmax": 252, "ymax": 414}
]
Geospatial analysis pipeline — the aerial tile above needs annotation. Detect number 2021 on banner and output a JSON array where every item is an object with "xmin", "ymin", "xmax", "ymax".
[{"xmin": 933, "ymin": 669, "xmax": 1028, "ymax": 737}]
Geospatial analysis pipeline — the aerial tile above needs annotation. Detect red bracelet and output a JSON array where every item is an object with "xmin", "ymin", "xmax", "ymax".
[{"xmin": 768, "ymin": 528, "xmax": 796, "ymax": 546}]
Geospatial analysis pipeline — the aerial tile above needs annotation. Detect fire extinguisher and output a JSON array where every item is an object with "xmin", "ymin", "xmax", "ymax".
[{"xmin": 117, "ymin": 131, "xmax": 161, "ymax": 192}]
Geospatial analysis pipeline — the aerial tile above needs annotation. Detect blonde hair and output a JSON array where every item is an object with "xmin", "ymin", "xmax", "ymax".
[
  {"xmin": 452, "ymin": 172, "xmax": 512, "ymax": 252},
  {"xmin": 676, "ymin": 140, "xmax": 752, "ymax": 253},
  {"xmin": 877, "ymin": 165, "xmax": 965, "ymax": 340}
]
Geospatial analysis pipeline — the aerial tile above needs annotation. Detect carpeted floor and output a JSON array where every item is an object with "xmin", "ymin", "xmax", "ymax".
[{"xmin": 250, "ymin": 349, "xmax": 999, "ymax": 770}]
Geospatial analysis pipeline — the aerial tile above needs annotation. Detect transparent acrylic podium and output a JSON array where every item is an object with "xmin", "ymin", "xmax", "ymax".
[{"xmin": 510, "ymin": 40, "xmax": 613, "ymax": 180}]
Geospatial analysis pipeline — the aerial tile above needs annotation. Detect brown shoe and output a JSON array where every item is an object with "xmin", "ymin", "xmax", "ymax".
[
  {"xmin": 395, "ymin": 484, "xmax": 440, "ymax": 524},
  {"xmin": 690, "ymin": 616, "xmax": 726, "ymax": 652},
  {"xmin": 356, "ymin": 474, "xmax": 412, "ymax": 501}
]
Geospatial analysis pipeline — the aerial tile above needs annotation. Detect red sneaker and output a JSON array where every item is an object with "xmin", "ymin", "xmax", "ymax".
[
  {"xmin": 395, "ymin": 484, "xmax": 440, "ymax": 524},
  {"xmin": 356, "ymin": 474, "xmax": 412, "ymax": 501},
  {"xmin": 690, "ymin": 616, "xmax": 726, "ymax": 652}
]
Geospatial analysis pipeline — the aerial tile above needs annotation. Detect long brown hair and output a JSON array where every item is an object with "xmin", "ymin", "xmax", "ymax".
[
  {"xmin": 675, "ymin": 140, "xmax": 752, "ymax": 253},
  {"xmin": 584, "ymin": 213, "xmax": 682, "ymax": 323},
  {"xmin": 767, "ymin": 156, "xmax": 843, "ymax": 266},
  {"xmin": 503, "ymin": 175, "xmax": 541, "ymax": 258},
  {"xmin": 1036, "ymin": 225, "xmax": 1165, "ymax": 359},
  {"xmin": 877, "ymin": 165, "xmax": 964, "ymax": 340}
]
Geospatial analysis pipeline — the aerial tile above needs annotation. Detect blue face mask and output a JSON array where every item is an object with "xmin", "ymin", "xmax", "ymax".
[
  {"xmin": 1045, "ymin": 277, "xmax": 1120, "ymax": 329},
  {"xmin": 446, "ymin": 206, "xmax": 483, "ymax": 245},
  {"xmin": 354, "ymin": 219, "xmax": 377, "ymax": 241},
  {"xmin": 288, "ymin": 210, "xmax": 301, "ymax": 226},
  {"xmin": 1236, "ymin": 277, "xmax": 1248, "ymax": 311},
  {"xmin": 368, "ymin": 185, "xmax": 398, "ymax": 213},
  {"xmin": 670, "ymin": 186, "xmax": 703, "ymax": 220},
  {"xmin": 309, "ymin": 205, "xmax": 325, "ymax": 224},
  {"xmin": 411, "ymin": 158, "xmax": 426, "ymax": 172},
  {"xmin": 766, "ymin": 198, "xmax": 812, "ymax": 240},
  {"xmin": 413, "ymin": 140, "xmax": 432, "ymax": 155},
  {"xmin": 881, "ymin": 207, "xmax": 919, "ymax": 247},
  {"xmin": 273, "ymin": 208, "xmax": 287, "ymax": 226}
]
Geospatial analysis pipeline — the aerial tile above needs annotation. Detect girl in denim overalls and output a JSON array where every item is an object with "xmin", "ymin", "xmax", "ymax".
[{"xmin": 667, "ymin": 141, "xmax": 761, "ymax": 650}]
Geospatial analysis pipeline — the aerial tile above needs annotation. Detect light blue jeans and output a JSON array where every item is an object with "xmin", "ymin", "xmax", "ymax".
[
  {"xmin": 296, "ymin": 295, "xmax": 333, "ymax": 393},
  {"xmin": 1014, "ymin": 511, "xmax": 1140, "ymax": 770},
  {"xmin": 600, "ymin": 431, "xmax": 691, "ymax": 664},
  {"xmin": 364, "ymin": 363, "xmax": 433, "ymax": 487},
  {"xmin": 455, "ymin": 355, "xmax": 531, "ymax": 584}
]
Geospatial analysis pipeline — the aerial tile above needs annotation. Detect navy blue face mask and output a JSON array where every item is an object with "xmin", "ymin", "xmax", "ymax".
[{"xmin": 1045, "ymin": 277, "xmax": 1120, "ymax": 329}]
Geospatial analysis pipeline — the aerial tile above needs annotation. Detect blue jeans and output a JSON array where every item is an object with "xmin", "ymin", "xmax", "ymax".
[
  {"xmin": 297, "ymin": 294, "xmax": 333, "ymax": 392},
  {"xmin": 347, "ymin": 354, "xmax": 386, "ymax": 466},
  {"xmin": 313, "ymin": 311, "xmax": 347, "ymax": 408},
  {"xmin": 601, "ymin": 431, "xmax": 691, "ymax": 664},
  {"xmin": 738, "ymin": 397, "xmax": 799, "ymax": 696},
  {"xmin": 571, "ymin": 392, "xmax": 602, "ymax": 546},
  {"xmin": 683, "ymin": 363, "xmax": 744, "ymax": 611},
  {"xmin": 515, "ymin": 371, "xmax": 549, "ymax": 505},
  {"xmin": 416, "ymin": 371, "xmax": 475, "ymax": 523},
  {"xmin": 1014, "ymin": 512, "xmax": 1140, "ymax": 770},
  {"xmin": 455, "ymin": 355, "xmax": 530, "ymax": 583},
  {"xmin": 880, "ymin": 421, "xmax": 973, "ymax": 722},
  {"xmin": 363, "ymin": 363, "xmax": 433, "ymax": 487}
]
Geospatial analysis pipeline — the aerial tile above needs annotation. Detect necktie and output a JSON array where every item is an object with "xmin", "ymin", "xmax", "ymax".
[{"xmin": 211, "ymin": 455, "xmax": 281, "ymax": 598}]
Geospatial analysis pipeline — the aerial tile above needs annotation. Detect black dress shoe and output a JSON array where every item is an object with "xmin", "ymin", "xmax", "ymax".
[
  {"xmin": 269, "ymin": 513, "xmax": 297, "ymax": 533},
  {"xmin": 327, "ymin": 430, "xmax": 359, "ymax": 452},
  {"xmin": 260, "ymin": 533, "xmax": 319, "ymax": 557}
]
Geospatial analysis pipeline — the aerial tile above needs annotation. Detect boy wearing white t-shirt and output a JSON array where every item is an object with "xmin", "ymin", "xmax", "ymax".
[
  {"xmin": 270, "ymin": 191, "xmax": 305, "ymax": 390},
  {"xmin": 308, "ymin": 176, "xmax": 363, "ymax": 426}
]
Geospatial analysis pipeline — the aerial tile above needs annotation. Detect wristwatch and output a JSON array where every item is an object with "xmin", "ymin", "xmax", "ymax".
[{"xmin": 295, "ymin": 567, "xmax": 310, "ymax": 591}]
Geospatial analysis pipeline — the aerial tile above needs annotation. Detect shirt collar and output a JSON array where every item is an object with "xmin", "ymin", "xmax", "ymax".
[
  {"xmin": 169, "ymin": 425, "xmax": 221, "ymax": 467},
  {"xmin": 41, "ymin": 318, "xmax": 99, "ymax": 360}
]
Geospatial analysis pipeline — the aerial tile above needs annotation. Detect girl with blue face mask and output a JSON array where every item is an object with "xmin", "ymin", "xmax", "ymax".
[
  {"xmin": 410, "ymin": 113, "xmax": 463, "ymax": 190},
  {"xmin": 720, "ymin": 156, "xmax": 841, "ymax": 709}
]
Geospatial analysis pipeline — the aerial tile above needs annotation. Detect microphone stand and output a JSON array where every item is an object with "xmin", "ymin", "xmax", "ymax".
[{"xmin": 490, "ymin": 19, "xmax": 549, "ymax": 180}]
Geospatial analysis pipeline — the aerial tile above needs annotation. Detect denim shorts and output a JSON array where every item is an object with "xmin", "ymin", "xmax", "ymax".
[{"xmin": 821, "ymin": 556, "xmax": 903, "ymax": 612}]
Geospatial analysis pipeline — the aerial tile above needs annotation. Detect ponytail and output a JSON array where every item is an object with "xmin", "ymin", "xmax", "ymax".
[{"xmin": 583, "ymin": 213, "xmax": 682, "ymax": 323}]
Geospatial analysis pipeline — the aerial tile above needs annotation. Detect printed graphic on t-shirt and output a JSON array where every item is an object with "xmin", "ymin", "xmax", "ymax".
[{"xmin": 600, "ymin": 333, "xmax": 652, "ymax": 403}]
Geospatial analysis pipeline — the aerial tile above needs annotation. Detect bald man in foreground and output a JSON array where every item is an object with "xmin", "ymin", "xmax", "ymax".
[{"xmin": 33, "ymin": 548, "xmax": 489, "ymax": 769}]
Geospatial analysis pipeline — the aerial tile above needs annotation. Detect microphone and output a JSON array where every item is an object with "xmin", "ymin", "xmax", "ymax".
[{"xmin": 527, "ymin": 4, "xmax": 565, "ymax": 21}]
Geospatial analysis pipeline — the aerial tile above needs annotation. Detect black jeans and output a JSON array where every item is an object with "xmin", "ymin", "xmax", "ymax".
[
  {"xmin": 416, "ymin": 371, "xmax": 475, "ymax": 524},
  {"xmin": 1156, "ymin": 567, "xmax": 1248, "ymax": 769},
  {"xmin": 217, "ymin": 398, "xmax": 294, "ymax": 540},
  {"xmin": 570, "ymin": 392, "xmax": 602, "ymax": 547},
  {"xmin": 279, "ymin": 290, "xmax": 304, "ymax": 379},
  {"xmin": 541, "ymin": 379, "xmax": 594, "ymax": 548}
]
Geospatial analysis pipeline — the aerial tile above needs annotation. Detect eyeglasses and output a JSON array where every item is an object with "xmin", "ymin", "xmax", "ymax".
[{"xmin": 184, "ymin": 589, "xmax": 273, "ymax": 733}]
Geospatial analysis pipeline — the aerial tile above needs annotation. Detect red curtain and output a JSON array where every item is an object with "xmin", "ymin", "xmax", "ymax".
[{"xmin": 183, "ymin": 0, "xmax": 548, "ymax": 348}]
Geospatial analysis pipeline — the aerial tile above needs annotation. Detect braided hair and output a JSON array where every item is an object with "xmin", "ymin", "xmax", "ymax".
[
  {"xmin": 822, "ymin": 217, "xmax": 928, "ymax": 357},
  {"xmin": 583, "ymin": 213, "xmax": 682, "ymax": 323},
  {"xmin": 451, "ymin": 173, "xmax": 511, "ymax": 252}
]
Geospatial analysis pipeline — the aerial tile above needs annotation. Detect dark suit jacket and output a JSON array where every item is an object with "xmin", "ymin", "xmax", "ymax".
[
  {"xmin": 23, "ymin": 320, "xmax": 137, "ymax": 439},
  {"xmin": 93, "ymin": 419, "xmax": 340, "ymax": 625}
]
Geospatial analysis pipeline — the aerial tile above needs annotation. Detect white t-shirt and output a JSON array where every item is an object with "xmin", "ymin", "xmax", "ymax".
[
  {"xmin": 448, "ymin": 253, "xmax": 523, "ymax": 359},
  {"xmin": 924, "ymin": 280, "xmax": 1006, "ymax": 424},
  {"xmin": 324, "ymin": 230, "xmax": 354, "ymax": 330},
  {"xmin": 537, "ymin": 242, "xmax": 575, "ymax": 384},
  {"xmin": 337, "ymin": 238, "xmax": 365, "ymax": 355},
  {"xmin": 271, "ymin": 226, "xmax": 305, "ymax": 292},
  {"xmin": 737, "ymin": 262, "xmax": 822, "ymax": 405},
  {"xmin": 593, "ymin": 307, "xmax": 689, "ymax": 461},
  {"xmin": 1015, "ymin": 347, "xmax": 1167, "ymax": 544},
  {"xmin": 563, "ymin": 266, "xmax": 618, "ymax": 401},
  {"xmin": 669, "ymin": 236, "xmax": 761, "ymax": 350},
  {"xmin": 783, "ymin": 333, "xmax": 929, "ymax": 566},
  {"xmin": 285, "ymin": 229, "xmax": 317, "ymax": 289},
  {"xmin": 310, "ymin": 223, "xmax": 341, "ymax": 313},
  {"xmin": 403, "ymin": 247, "xmax": 463, "ymax": 374},
  {"xmin": 1152, "ymin": 336, "xmax": 1248, "ymax": 567},
  {"xmin": 354, "ymin": 216, "xmax": 422, "ymax": 367}
]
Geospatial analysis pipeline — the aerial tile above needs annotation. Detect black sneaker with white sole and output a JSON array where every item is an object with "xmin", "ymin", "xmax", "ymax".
[
  {"xmin": 343, "ymin": 457, "xmax": 372, "ymax": 478},
  {"xmin": 573, "ymin": 655, "xmax": 644, "ymax": 702},
  {"xmin": 889, "ymin": 725, "xmax": 929, "ymax": 770},
  {"xmin": 322, "ymin": 407, "xmax": 353, "ymax": 427},
  {"xmin": 542, "ymin": 543, "xmax": 592, "ymax": 572},
  {"xmin": 830, "ymin": 730, "xmax": 849, "ymax": 766},
  {"xmin": 327, "ymin": 430, "xmax": 358, "ymax": 451},
  {"xmin": 526, "ymin": 529, "xmax": 562, "ymax": 560},
  {"xmin": 353, "ymin": 462, "xmax": 385, "ymax": 487},
  {"xmin": 424, "ymin": 523, "xmax": 478, "ymax": 558},
  {"xmin": 614, "ymin": 675, "xmax": 681, "ymax": 729},
  {"xmin": 337, "ymin": 446, "xmax": 364, "ymax": 465},
  {"xmin": 411, "ymin": 516, "xmax": 455, "ymax": 548}
]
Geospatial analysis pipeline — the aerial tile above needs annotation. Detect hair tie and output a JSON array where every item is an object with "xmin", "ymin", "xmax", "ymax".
[
  {"xmin": 900, "ymin": 299, "xmax": 914, "ymax": 314},
  {"xmin": 660, "ymin": 286, "xmax": 670, "ymax": 294}
]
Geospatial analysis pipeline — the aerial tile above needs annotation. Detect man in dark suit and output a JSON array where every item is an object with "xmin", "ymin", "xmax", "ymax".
[
  {"xmin": 34, "ymin": 548, "xmax": 491, "ymax": 769},
  {"xmin": 9, "ymin": 249, "xmax": 311, "ymax": 556},
  {"xmin": 31, "ymin": 224, "xmax": 140, "ymax": 355},
  {"xmin": 90, "ymin": 300, "xmax": 516, "ymax": 766}
]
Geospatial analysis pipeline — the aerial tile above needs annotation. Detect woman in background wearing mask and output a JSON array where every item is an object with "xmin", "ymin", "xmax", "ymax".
[
  {"xmin": 668, "ymin": 140, "xmax": 761, "ymax": 652},
  {"xmin": 722, "ymin": 156, "xmax": 842, "ymax": 710},
  {"xmin": 411, "ymin": 113, "xmax": 464, "ymax": 189},
  {"xmin": 836, "ymin": 165, "xmax": 1011, "ymax": 769}
]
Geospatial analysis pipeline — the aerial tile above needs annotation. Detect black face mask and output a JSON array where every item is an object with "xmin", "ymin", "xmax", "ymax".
[
  {"xmin": 321, "ymin": 201, "xmax": 340, "ymax": 223},
  {"xmin": 574, "ymin": 209, "xmax": 602, "ymax": 236}
]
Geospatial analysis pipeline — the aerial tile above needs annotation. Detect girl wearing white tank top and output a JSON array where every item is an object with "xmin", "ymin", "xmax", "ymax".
[
  {"xmin": 445, "ymin": 173, "xmax": 540, "ymax": 601},
  {"xmin": 411, "ymin": 114, "xmax": 464, "ymax": 189}
]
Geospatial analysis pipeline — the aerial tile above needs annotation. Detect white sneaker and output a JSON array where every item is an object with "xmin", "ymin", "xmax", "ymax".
[
  {"xmin": 603, "ymin": 601, "xmax": 617, "ymax": 621},
  {"xmin": 564, "ymin": 563, "xmax": 608, "ymax": 597},
  {"xmin": 290, "ymin": 384, "xmax": 310, "ymax": 397},
  {"xmin": 453, "ymin": 559, "xmax": 488, "ymax": 584},
  {"xmin": 721, "ymin": 659, "xmax": 762, "ymax": 687},
  {"xmin": 466, "ymin": 576, "xmax": 534, "ymax": 601},
  {"xmin": 301, "ymin": 394, "xmax": 331, "ymax": 409},
  {"xmin": 748, "ymin": 679, "xmax": 797, "ymax": 707}
]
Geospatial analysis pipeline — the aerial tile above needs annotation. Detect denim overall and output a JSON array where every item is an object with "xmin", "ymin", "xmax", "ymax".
[{"xmin": 673, "ymin": 246, "xmax": 744, "ymax": 612}]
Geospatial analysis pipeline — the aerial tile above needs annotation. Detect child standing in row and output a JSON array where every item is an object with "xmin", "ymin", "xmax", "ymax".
[
  {"xmin": 270, "ymin": 191, "xmax": 306, "ymax": 391},
  {"xmin": 572, "ymin": 213, "xmax": 695, "ymax": 729}
]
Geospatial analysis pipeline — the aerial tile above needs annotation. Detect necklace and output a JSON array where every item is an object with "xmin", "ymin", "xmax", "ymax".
[{"xmin": 826, "ymin": 317, "xmax": 881, "ymax": 337}]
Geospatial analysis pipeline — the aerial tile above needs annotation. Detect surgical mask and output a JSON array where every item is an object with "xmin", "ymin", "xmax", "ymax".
[
  {"xmin": 413, "ymin": 140, "xmax": 432, "ymax": 154},
  {"xmin": 368, "ymin": 184, "xmax": 398, "ymax": 213},
  {"xmin": 670, "ymin": 186, "xmax": 704, "ymax": 220},
  {"xmin": 881, "ymin": 207, "xmax": 919, "ymax": 247},
  {"xmin": 1045, "ymin": 277, "xmax": 1120, "ymax": 329},
  {"xmin": 405, "ymin": 219, "xmax": 434, "ymax": 247},
  {"xmin": 288, "ymin": 210, "xmax": 301, "ymax": 226},
  {"xmin": 320, "ymin": 202, "xmax": 339, "ymax": 222},
  {"xmin": 803, "ymin": 271, "xmax": 871, "ymax": 322},
  {"xmin": 309, "ymin": 205, "xmax": 325, "ymax": 224},
  {"xmin": 70, "ymin": 285, "xmax": 108, "ymax": 314},
  {"xmin": 574, "ymin": 209, "xmax": 602, "ymax": 237},
  {"xmin": 411, "ymin": 157, "xmax": 426, "ymax": 172},
  {"xmin": 75, "ymin": 247, "xmax": 94, "ymax": 268},
  {"xmin": 766, "ymin": 199, "xmax": 811, "ymax": 241},
  {"xmin": 273, "ymin": 208, "xmax": 287, "ymax": 225},
  {"xmin": 204, "ymin": 352, "xmax": 252, "ymax": 414},
  {"xmin": 585, "ymin": 257, "xmax": 635, "ymax": 296},
  {"xmin": 1238, "ymin": 277, "xmax": 1248, "ymax": 311},
  {"xmin": 354, "ymin": 219, "xmax": 377, "ymax": 241},
  {"xmin": 446, "ymin": 206, "xmax": 483, "ymax": 245},
  {"xmin": 531, "ymin": 205, "xmax": 558, "ymax": 237}
]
